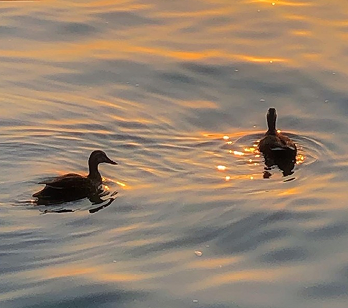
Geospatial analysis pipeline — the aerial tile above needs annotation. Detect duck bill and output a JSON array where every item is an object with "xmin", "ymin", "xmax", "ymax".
[{"xmin": 106, "ymin": 157, "xmax": 117, "ymax": 165}]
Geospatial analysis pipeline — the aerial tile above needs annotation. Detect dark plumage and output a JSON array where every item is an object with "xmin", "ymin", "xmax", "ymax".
[
  {"xmin": 258, "ymin": 108, "xmax": 297, "ymax": 176},
  {"xmin": 33, "ymin": 150, "xmax": 117, "ymax": 205}
]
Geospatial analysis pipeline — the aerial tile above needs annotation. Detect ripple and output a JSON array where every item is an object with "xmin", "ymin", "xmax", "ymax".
[
  {"xmin": 220, "ymin": 131, "xmax": 332, "ymax": 179},
  {"xmin": 261, "ymin": 246, "xmax": 308, "ymax": 264},
  {"xmin": 2, "ymin": 0, "xmax": 348, "ymax": 307}
]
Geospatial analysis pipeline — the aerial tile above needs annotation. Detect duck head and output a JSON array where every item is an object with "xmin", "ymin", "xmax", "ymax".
[
  {"xmin": 89, "ymin": 150, "xmax": 117, "ymax": 166},
  {"xmin": 88, "ymin": 150, "xmax": 117, "ymax": 182},
  {"xmin": 266, "ymin": 107, "xmax": 277, "ymax": 134}
]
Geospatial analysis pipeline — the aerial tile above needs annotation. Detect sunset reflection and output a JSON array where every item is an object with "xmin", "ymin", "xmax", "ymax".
[
  {"xmin": 233, "ymin": 151, "xmax": 244, "ymax": 156},
  {"xmin": 116, "ymin": 181, "xmax": 127, "ymax": 187},
  {"xmin": 296, "ymin": 154, "xmax": 305, "ymax": 165},
  {"xmin": 42, "ymin": 264, "xmax": 150, "ymax": 283},
  {"xmin": 249, "ymin": 0, "xmax": 312, "ymax": 6},
  {"xmin": 3, "ymin": 1, "xmax": 347, "ymax": 307},
  {"xmin": 219, "ymin": 134, "xmax": 305, "ymax": 180},
  {"xmin": 217, "ymin": 165, "xmax": 226, "ymax": 171}
]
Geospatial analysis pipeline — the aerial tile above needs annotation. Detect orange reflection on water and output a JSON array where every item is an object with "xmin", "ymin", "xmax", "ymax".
[
  {"xmin": 116, "ymin": 181, "xmax": 127, "ymax": 187},
  {"xmin": 244, "ymin": 147, "xmax": 256, "ymax": 153},
  {"xmin": 296, "ymin": 154, "xmax": 305, "ymax": 165},
  {"xmin": 291, "ymin": 30, "xmax": 312, "ymax": 36},
  {"xmin": 233, "ymin": 146, "xmax": 257, "ymax": 158},
  {"xmin": 0, "ymin": 40, "xmax": 291, "ymax": 67},
  {"xmin": 41, "ymin": 263, "xmax": 151, "ymax": 283},
  {"xmin": 249, "ymin": 0, "xmax": 312, "ymax": 6},
  {"xmin": 233, "ymin": 151, "xmax": 244, "ymax": 156},
  {"xmin": 278, "ymin": 187, "xmax": 300, "ymax": 196},
  {"xmin": 97, "ymin": 271, "xmax": 150, "ymax": 283},
  {"xmin": 217, "ymin": 165, "xmax": 226, "ymax": 171},
  {"xmin": 44, "ymin": 265, "xmax": 94, "ymax": 279},
  {"xmin": 219, "ymin": 135, "xmax": 263, "ymax": 181},
  {"xmin": 80, "ymin": 0, "xmax": 151, "ymax": 10},
  {"xmin": 191, "ymin": 266, "xmax": 298, "ymax": 292},
  {"xmin": 238, "ymin": 55, "xmax": 287, "ymax": 63}
]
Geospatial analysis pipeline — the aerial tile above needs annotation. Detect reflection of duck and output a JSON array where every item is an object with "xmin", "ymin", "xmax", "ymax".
[
  {"xmin": 258, "ymin": 108, "xmax": 297, "ymax": 176},
  {"xmin": 33, "ymin": 150, "xmax": 117, "ymax": 205}
]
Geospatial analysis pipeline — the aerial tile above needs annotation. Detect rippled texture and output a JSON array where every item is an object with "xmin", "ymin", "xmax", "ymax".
[{"xmin": 1, "ymin": 0, "xmax": 348, "ymax": 307}]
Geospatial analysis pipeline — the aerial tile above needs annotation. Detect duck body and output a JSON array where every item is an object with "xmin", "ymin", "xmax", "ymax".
[
  {"xmin": 258, "ymin": 108, "xmax": 297, "ymax": 176},
  {"xmin": 33, "ymin": 150, "xmax": 117, "ymax": 205},
  {"xmin": 258, "ymin": 131, "xmax": 297, "ymax": 158}
]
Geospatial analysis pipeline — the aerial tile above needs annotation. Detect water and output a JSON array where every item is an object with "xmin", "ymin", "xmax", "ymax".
[{"xmin": 1, "ymin": 0, "xmax": 348, "ymax": 307}]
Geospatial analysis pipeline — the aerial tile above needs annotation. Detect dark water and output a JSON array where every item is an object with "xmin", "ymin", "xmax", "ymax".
[{"xmin": 1, "ymin": 0, "xmax": 348, "ymax": 307}]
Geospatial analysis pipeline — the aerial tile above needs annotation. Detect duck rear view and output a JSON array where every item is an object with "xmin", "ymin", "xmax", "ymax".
[
  {"xmin": 258, "ymin": 108, "xmax": 297, "ymax": 176},
  {"xmin": 33, "ymin": 150, "xmax": 117, "ymax": 205}
]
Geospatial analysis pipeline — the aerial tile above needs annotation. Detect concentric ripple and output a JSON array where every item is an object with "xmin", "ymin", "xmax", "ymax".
[{"xmin": 220, "ymin": 131, "xmax": 332, "ymax": 181}]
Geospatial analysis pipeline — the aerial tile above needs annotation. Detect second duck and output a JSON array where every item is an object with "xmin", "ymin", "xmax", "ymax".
[{"xmin": 258, "ymin": 108, "xmax": 297, "ymax": 175}]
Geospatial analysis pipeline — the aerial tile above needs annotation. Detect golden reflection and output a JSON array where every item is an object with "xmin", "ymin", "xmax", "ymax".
[
  {"xmin": 45, "ymin": 266, "xmax": 94, "ymax": 279},
  {"xmin": 217, "ymin": 165, "xmax": 226, "ymax": 171},
  {"xmin": 41, "ymin": 263, "xmax": 151, "ymax": 283},
  {"xmin": 191, "ymin": 266, "xmax": 298, "ymax": 292},
  {"xmin": 291, "ymin": 30, "xmax": 312, "ymax": 36},
  {"xmin": 233, "ymin": 151, "xmax": 244, "ymax": 156},
  {"xmin": 278, "ymin": 187, "xmax": 299, "ymax": 196},
  {"xmin": 97, "ymin": 271, "xmax": 150, "ymax": 283},
  {"xmin": 219, "ymin": 133, "xmax": 306, "ymax": 180},
  {"xmin": 233, "ymin": 146, "xmax": 257, "ymax": 157},
  {"xmin": 0, "ymin": 42, "xmax": 291, "ymax": 64},
  {"xmin": 178, "ymin": 100, "xmax": 218, "ymax": 109},
  {"xmin": 116, "ymin": 181, "xmax": 127, "ymax": 187},
  {"xmin": 296, "ymin": 154, "xmax": 305, "ymax": 165},
  {"xmin": 219, "ymin": 136, "xmax": 264, "ymax": 181},
  {"xmin": 244, "ymin": 147, "xmax": 256, "ymax": 153},
  {"xmin": 157, "ymin": 8, "xmax": 236, "ymax": 18},
  {"xmin": 249, "ymin": 0, "xmax": 312, "ymax": 6},
  {"xmin": 238, "ymin": 55, "xmax": 287, "ymax": 63},
  {"xmin": 81, "ymin": 1, "xmax": 151, "ymax": 11}
]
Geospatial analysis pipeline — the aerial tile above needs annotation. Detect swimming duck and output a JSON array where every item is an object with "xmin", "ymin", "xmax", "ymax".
[
  {"xmin": 258, "ymin": 108, "xmax": 297, "ymax": 176},
  {"xmin": 33, "ymin": 150, "xmax": 117, "ymax": 205}
]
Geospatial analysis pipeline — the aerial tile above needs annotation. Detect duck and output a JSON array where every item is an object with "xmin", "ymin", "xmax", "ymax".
[
  {"xmin": 258, "ymin": 108, "xmax": 297, "ymax": 175},
  {"xmin": 33, "ymin": 150, "xmax": 117, "ymax": 205}
]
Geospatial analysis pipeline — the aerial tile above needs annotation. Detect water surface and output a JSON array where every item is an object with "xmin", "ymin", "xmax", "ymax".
[{"xmin": 1, "ymin": 0, "xmax": 348, "ymax": 307}]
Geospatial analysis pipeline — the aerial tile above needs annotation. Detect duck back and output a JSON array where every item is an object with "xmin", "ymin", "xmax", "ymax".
[{"xmin": 33, "ymin": 174, "xmax": 99, "ymax": 204}]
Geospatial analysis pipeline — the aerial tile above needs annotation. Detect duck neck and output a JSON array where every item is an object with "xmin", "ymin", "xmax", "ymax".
[
  {"xmin": 87, "ymin": 161, "xmax": 102, "ymax": 185},
  {"xmin": 267, "ymin": 114, "xmax": 277, "ymax": 135}
]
